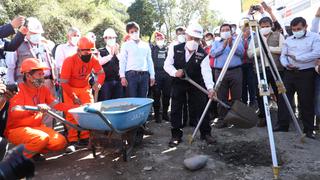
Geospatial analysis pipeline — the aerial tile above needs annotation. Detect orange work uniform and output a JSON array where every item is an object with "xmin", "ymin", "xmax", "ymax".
[
  {"xmin": 60, "ymin": 54, "xmax": 105, "ymax": 142},
  {"xmin": 5, "ymin": 83, "xmax": 74, "ymax": 158}
]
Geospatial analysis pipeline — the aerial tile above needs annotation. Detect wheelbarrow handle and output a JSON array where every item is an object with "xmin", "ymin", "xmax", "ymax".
[
  {"xmin": 84, "ymin": 105, "xmax": 122, "ymax": 134},
  {"xmin": 19, "ymin": 105, "xmax": 83, "ymax": 131},
  {"xmin": 182, "ymin": 76, "xmax": 231, "ymax": 109}
]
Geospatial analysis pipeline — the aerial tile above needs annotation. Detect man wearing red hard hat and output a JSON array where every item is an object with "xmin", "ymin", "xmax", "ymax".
[
  {"xmin": 5, "ymin": 58, "xmax": 75, "ymax": 161},
  {"xmin": 60, "ymin": 36, "xmax": 105, "ymax": 152}
]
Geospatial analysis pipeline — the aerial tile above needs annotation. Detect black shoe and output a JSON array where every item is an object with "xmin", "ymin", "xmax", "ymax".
[
  {"xmin": 305, "ymin": 131, "xmax": 316, "ymax": 139},
  {"xmin": 214, "ymin": 120, "xmax": 227, "ymax": 129},
  {"xmin": 32, "ymin": 154, "xmax": 46, "ymax": 162},
  {"xmin": 155, "ymin": 115, "xmax": 162, "ymax": 123},
  {"xmin": 257, "ymin": 118, "xmax": 266, "ymax": 127},
  {"xmin": 201, "ymin": 135, "xmax": 217, "ymax": 144},
  {"xmin": 163, "ymin": 113, "xmax": 170, "ymax": 122},
  {"xmin": 168, "ymin": 138, "xmax": 182, "ymax": 147},
  {"xmin": 66, "ymin": 142, "xmax": 78, "ymax": 153},
  {"xmin": 141, "ymin": 127, "xmax": 154, "ymax": 135},
  {"xmin": 273, "ymin": 126, "xmax": 289, "ymax": 132}
]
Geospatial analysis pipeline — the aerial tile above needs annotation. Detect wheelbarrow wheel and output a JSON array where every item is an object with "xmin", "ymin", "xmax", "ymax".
[
  {"xmin": 122, "ymin": 139, "xmax": 128, "ymax": 162},
  {"xmin": 135, "ymin": 127, "xmax": 144, "ymax": 146}
]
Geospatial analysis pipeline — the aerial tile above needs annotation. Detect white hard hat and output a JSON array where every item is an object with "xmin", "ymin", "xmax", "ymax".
[
  {"xmin": 86, "ymin": 32, "xmax": 96, "ymax": 42},
  {"xmin": 27, "ymin": 17, "xmax": 44, "ymax": 34},
  {"xmin": 186, "ymin": 23, "xmax": 203, "ymax": 39},
  {"xmin": 103, "ymin": 28, "xmax": 117, "ymax": 38}
]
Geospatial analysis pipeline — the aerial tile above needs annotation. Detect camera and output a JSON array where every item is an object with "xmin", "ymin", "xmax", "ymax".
[
  {"xmin": 0, "ymin": 145, "xmax": 35, "ymax": 180},
  {"xmin": 250, "ymin": 5, "xmax": 260, "ymax": 11},
  {"xmin": 6, "ymin": 84, "xmax": 18, "ymax": 93}
]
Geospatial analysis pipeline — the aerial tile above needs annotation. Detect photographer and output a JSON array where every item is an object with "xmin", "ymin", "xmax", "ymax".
[{"xmin": 0, "ymin": 16, "xmax": 27, "ymax": 59}]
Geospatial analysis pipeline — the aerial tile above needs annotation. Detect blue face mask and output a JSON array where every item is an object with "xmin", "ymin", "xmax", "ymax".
[{"xmin": 292, "ymin": 29, "xmax": 305, "ymax": 38}]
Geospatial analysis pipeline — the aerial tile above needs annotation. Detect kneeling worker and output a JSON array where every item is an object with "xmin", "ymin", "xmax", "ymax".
[
  {"xmin": 164, "ymin": 23, "xmax": 217, "ymax": 147},
  {"xmin": 4, "ymin": 58, "xmax": 75, "ymax": 161}
]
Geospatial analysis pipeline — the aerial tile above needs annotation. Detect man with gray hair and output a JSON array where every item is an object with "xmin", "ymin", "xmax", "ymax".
[{"xmin": 55, "ymin": 27, "xmax": 81, "ymax": 73}]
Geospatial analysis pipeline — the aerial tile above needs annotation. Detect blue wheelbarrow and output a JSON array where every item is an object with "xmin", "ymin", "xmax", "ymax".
[
  {"xmin": 69, "ymin": 98, "xmax": 154, "ymax": 161},
  {"xmin": 17, "ymin": 98, "xmax": 153, "ymax": 161}
]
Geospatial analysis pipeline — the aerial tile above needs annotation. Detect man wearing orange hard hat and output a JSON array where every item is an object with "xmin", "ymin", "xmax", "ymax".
[
  {"xmin": 60, "ymin": 36, "xmax": 105, "ymax": 152},
  {"xmin": 4, "ymin": 58, "xmax": 75, "ymax": 161}
]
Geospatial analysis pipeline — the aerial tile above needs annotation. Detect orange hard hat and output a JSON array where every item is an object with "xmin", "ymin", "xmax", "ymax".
[
  {"xmin": 20, "ymin": 58, "xmax": 50, "ymax": 73},
  {"xmin": 77, "ymin": 36, "xmax": 96, "ymax": 51}
]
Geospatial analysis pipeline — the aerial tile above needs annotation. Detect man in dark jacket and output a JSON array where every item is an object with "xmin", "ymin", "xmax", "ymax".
[{"xmin": 150, "ymin": 31, "xmax": 171, "ymax": 123}]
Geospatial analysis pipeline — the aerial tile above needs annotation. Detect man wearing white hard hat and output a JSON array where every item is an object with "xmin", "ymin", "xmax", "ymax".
[
  {"xmin": 98, "ymin": 28, "xmax": 123, "ymax": 100},
  {"xmin": 164, "ymin": 23, "xmax": 217, "ymax": 147},
  {"xmin": 55, "ymin": 27, "xmax": 81, "ymax": 73},
  {"xmin": 6, "ymin": 17, "xmax": 57, "ymax": 96}
]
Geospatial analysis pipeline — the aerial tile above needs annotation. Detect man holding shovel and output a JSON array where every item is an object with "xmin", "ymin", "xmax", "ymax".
[
  {"xmin": 164, "ymin": 23, "xmax": 216, "ymax": 147},
  {"xmin": 60, "ymin": 37, "xmax": 105, "ymax": 152}
]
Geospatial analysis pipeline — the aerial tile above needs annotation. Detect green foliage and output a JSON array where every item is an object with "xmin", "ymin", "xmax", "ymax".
[
  {"xmin": 127, "ymin": 0, "xmax": 157, "ymax": 38},
  {"xmin": 0, "ymin": 0, "xmax": 127, "ymax": 47}
]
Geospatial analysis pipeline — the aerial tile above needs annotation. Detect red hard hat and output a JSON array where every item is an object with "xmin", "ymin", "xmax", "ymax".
[
  {"xmin": 155, "ymin": 31, "xmax": 165, "ymax": 40},
  {"xmin": 21, "ymin": 58, "xmax": 49, "ymax": 73},
  {"xmin": 77, "ymin": 36, "xmax": 96, "ymax": 50}
]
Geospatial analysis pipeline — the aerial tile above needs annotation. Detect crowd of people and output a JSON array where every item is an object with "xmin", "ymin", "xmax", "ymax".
[{"xmin": 0, "ymin": 3, "xmax": 320, "ymax": 163}]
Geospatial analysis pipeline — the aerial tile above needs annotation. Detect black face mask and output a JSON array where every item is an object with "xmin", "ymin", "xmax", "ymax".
[{"xmin": 80, "ymin": 54, "xmax": 92, "ymax": 63}]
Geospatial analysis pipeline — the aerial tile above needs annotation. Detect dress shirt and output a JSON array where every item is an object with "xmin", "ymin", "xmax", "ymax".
[
  {"xmin": 119, "ymin": 40, "xmax": 155, "ymax": 79},
  {"xmin": 280, "ymin": 31, "xmax": 320, "ymax": 70},
  {"xmin": 163, "ymin": 44, "xmax": 214, "ymax": 90},
  {"xmin": 55, "ymin": 42, "xmax": 77, "ymax": 71},
  {"xmin": 210, "ymin": 37, "xmax": 244, "ymax": 69}
]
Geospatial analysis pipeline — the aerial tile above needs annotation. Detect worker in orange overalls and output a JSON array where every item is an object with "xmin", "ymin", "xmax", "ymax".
[
  {"xmin": 5, "ymin": 58, "xmax": 75, "ymax": 161},
  {"xmin": 60, "ymin": 36, "xmax": 105, "ymax": 152}
]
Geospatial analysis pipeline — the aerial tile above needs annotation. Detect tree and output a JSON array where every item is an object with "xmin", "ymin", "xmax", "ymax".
[{"xmin": 127, "ymin": 0, "xmax": 157, "ymax": 38}]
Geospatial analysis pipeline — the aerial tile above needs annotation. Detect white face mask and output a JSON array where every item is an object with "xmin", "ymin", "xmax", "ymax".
[
  {"xmin": 220, "ymin": 31, "xmax": 231, "ymax": 39},
  {"xmin": 156, "ymin": 40, "xmax": 165, "ymax": 48},
  {"xmin": 206, "ymin": 40, "xmax": 213, "ymax": 46},
  {"xmin": 292, "ymin": 29, "xmax": 306, "ymax": 39},
  {"xmin": 130, "ymin": 32, "xmax": 140, "ymax": 40},
  {"xmin": 29, "ymin": 34, "xmax": 42, "ymax": 44},
  {"xmin": 106, "ymin": 38, "xmax": 116, "ymax": 47},
  {"xmin": 70, "ymin": 36, "xmax": 80, "ymax": 46},
  {"xmin": 177, "ymin": 35, "xmax": 186, "ymax": 43},
  {"xmin": 260, "ymin": 27, "xmax": 272, "ymax": 35},
  {"xmin": 185, "ymin": 40, "xmax": 198, "ymax": 51}
]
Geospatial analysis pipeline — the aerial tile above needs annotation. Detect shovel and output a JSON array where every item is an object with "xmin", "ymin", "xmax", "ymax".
[
  {"xmin": 12, "ymin": 105, "xmax": 83, "ymax": 131},
  {"xmin": 181, "ymin": 74, "xmax": 258, "ymax": 143}
]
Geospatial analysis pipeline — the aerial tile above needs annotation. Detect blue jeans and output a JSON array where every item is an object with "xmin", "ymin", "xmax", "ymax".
[
  {"xmin": 98, "ymin": 80, "xmax": 124, "ymax": 101},
  {"xmin": 126, "ymin": 71, "xmax": 150, "ymax": 98},
  {"xmin": 315, "ymin": 75, "xmax": 320, "ymax": 116}
]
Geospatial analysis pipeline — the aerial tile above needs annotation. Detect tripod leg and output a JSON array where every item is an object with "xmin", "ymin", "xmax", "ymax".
[{"xmin": 247, "ymin": 20, "xmax": 280, "ymax": 179}]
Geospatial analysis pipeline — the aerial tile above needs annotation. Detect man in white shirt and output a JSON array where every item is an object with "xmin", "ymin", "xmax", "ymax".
[
  {"xmin": 55, "ymin": 27, "xmax": 81, "ymax": 73},
  {"xmin": 164, "ymin": 23, "xmax": 217, "ymax": 147},
  {"xmin": 119, "ymin": 22, "xmax": 155, "ymax": 97},
  {"xmin": 275, "ymin": 17, "xmax": 320, "ymax": 139}
]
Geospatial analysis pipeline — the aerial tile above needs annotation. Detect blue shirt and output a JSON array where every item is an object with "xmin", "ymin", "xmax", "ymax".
[
  {"xmin": 280, "ymin": 31, "xmax": 320, "ymax": 70},
  {"xmin": 210, "ymin": 36, "xmax": 244, "ymax": 69}
]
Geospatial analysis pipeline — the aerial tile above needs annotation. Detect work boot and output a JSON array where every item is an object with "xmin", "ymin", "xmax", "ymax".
[
  {"xmin": 201, "ymin": 135, "xmax": 217, "ymax": 145},
  {"xmin": 32, "ymin": 154, "xmax": 46, "ymax": 162}
]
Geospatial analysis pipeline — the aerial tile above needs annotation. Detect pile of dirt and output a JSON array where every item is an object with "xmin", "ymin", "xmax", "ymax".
[{"xmin": 208, "ymin": 140, "xmax": 282, "ymax": 166}]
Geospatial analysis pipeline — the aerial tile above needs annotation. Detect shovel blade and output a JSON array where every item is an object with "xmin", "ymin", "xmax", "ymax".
[{"xmin": 223, "ymin": 100, "xmax": 258, "ymax": 128}]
